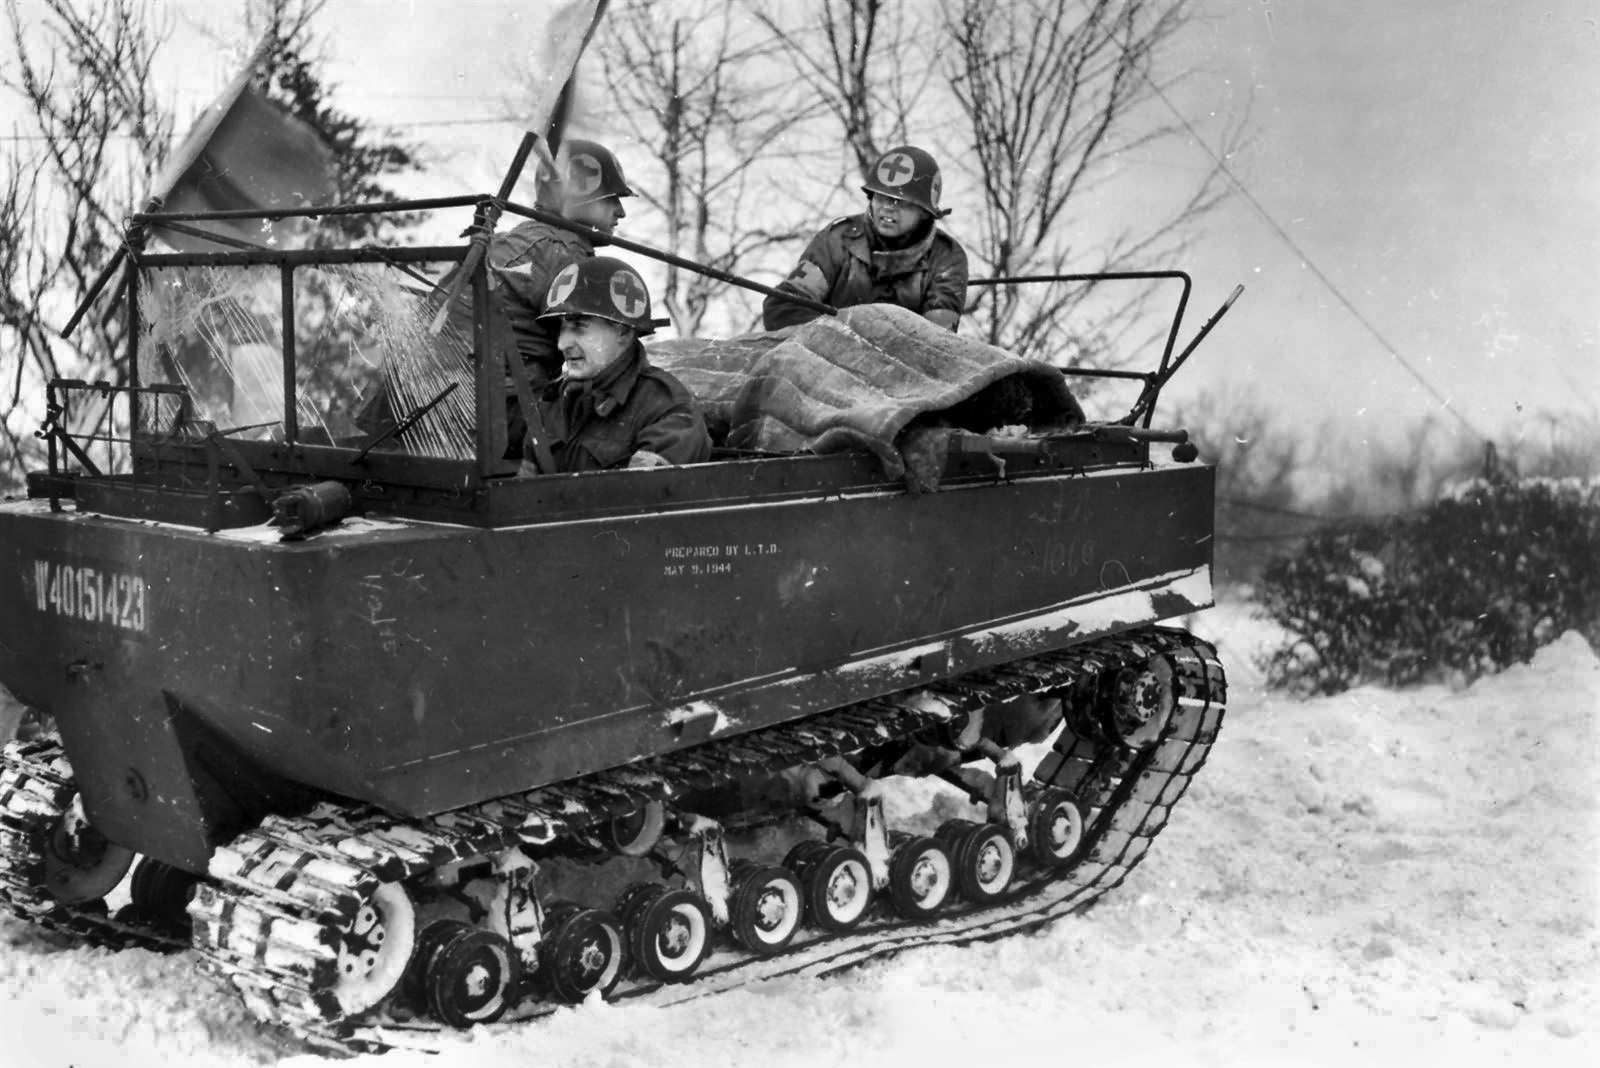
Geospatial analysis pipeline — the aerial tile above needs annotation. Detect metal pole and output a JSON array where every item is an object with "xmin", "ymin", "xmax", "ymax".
[
  {"xmin": 129, "ymin": 194, "xmax": 483, "ymax": 226},
  {"xmin": 501, "ymin": 201, "xmax": 838, "ymax": 319},
  {"xmin": 427, "ymin": 0, "xmax": 611, "ymax": 335},
  {"xmin": 1123, "ymin": 285, "xmax": 1244, "ymax": 425},
  {"xmin": 281, "ymin": 264, "xmax": 299, "ymax": 444}
]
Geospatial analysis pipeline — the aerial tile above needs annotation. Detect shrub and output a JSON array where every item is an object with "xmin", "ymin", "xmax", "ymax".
[{"xmin": 1257, "ymin": 475, "xmax": 1600, "ymax": 693}]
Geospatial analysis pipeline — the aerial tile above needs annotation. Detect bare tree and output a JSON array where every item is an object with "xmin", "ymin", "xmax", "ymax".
[
  {"xmin": 586, "ymin": 0, "xmax": 824, "ymax": 335},
  {"xmin": 745, "ymin": 0, "xmax": 942, "ymax": 182},
  {"xmin": 244, "ymin": 0, "xmax": 424, "ymax": 244},
  {"xmin": 741, "ymin": 0, "xmax": 1241, "ymax": 362},
  {"xmin": 0, "ymin": 0, "xmax": 174, "ymax": 490},
  {"xmin": 940, "ymin": 0, "xmax": 1241, "ymax": 359}
]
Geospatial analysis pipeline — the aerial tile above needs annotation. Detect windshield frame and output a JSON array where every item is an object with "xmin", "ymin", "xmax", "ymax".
[{"xmin": 125, "ymin": 242, "xmax": 512, "ymax": 489}]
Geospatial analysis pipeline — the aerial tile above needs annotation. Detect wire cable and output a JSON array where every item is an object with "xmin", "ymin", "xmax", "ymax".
[
  {"xmin": 1077, "ymin": 0, "xmax": 1491, "ymax": 442},
  {"xmin": 1216, "ymin": 496, "xmax": 1348, "ymax": 521}
]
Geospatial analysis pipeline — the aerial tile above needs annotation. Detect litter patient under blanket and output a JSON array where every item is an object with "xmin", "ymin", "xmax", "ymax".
[{"xmin": 648, "ymin": 304, "xmax": 1086, "ymax": 487}]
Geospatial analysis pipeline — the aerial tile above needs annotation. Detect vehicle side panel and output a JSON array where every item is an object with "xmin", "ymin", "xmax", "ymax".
[{"xmin": 0, "ymin": 463, "xmax": 1213, "ymax": 866}]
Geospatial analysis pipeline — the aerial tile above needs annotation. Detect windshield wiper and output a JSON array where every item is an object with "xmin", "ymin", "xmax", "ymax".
[{"xmin": 353, "ymin": 382, "xmax": 459, "ymax": 463}]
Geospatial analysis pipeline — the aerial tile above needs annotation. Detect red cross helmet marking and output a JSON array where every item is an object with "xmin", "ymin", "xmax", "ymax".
[
  {"xmin": 876, "ymin": 152, "xmax": 914, "ymax": 186},
  {"xmin": 609, "ymin": 269, "xmax": 648, "ymax": 318},
  {"xmin": 547, "ymin": 263, "xmax": 580, "ymax": 308},
  {"xmin": 568, "ymin": 153, "xmax": 603, "ymax": 195}
]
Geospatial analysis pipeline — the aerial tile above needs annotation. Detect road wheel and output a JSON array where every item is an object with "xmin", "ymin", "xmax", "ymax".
[
  {"xmin": 331, "ymin": 881, "xmax": 416, "ymax": 1016},
  {"xmin": 728, "ymin": 863, "xmax": 803, "ymax": 954},
  {"xmin": 619, "ymin": 884, "xmax": 710, "ymax": 984},
  {"xmin": 950, "ymin": 823, "xmax": 1015, "ymax": 905},
  {"xmin": 542, "ymin": 903, "xmax": 626, "ymax": 1003},
  {"xmin": 887, "ymin": 836, "xmax": 953, "ymax": 920},
  {"xmin": 42, "ymin": 804, "xmax": 133, "ymax": 905},
  {"xmin": 802, "ymin": 846, "xmax": 872, "ymax": 932},
  {"xmin": 126, "ymin": 856, "xmax": 199, "ymax": 934},
  {"xmin": 426, "ymin": 926, "xmax": 520, "ymax": 1027},
  {"xmin": 1028, "ymin": 788, "xmax": 1087, "ymax": 870}
]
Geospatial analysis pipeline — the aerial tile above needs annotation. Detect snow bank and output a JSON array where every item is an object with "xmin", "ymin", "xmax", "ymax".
[
  {"xmin": 3, "ymin": 613, "xmax": 1595, "ymax": 1068},
  {"xmin": 1181, "ymin": 597, "xmax": 1297, "ymax": 696}
]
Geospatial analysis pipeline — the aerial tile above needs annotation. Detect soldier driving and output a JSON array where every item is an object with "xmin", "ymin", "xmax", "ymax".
[
  {"xmin": 762, "ymin": 145, "xmax": 970, "ymax": 332},
  {"xmin": 519, "ymin": 256, "xmax": 711, "ymax": 474}
]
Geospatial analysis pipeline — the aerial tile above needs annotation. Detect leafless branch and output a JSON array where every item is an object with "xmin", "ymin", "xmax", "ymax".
[
  {"xmin": 940, "ymin": 0, "xmax": 1244, "ymax": 362},
  {"xmin": 0, "ymin": 0, "xmax": 174, "ymax": 489},
  {"xmin": 745, "ymin": 0, "xmax": 941, "ymax": 184},
  {"xmin": 584, "ymin": 0, "xmax": 825, "ymax": 335}
]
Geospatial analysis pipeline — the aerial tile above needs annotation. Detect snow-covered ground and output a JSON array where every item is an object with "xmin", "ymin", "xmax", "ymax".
[{"xmin": 2, "ymin": 601, "xmax": 1595, "ymax": 1068}]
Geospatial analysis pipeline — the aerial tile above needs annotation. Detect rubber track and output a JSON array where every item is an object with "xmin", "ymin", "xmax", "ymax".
[
  {"xmin": 0, "ymin": 738, "xmax": 189, "ymax": 953},
  {"xmin": 1, "ymin": 627, "xmax": 1225, "ymax": 1054}
]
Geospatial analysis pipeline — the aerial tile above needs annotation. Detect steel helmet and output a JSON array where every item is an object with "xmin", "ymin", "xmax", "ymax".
[
  {"xmin": 861, "ymin": 145, "xmax": 949, "ymax": 218},
  {"xmin": 557, "ymin": 139, "xmax": 634, "ymax": 208},
  {"xmin": 539, "ymin": 256, "xmax": 656, "ymax": 335}
]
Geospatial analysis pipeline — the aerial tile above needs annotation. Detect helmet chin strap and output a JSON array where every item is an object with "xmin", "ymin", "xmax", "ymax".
[{"xmin": 869, "ymin": 212, "xmax": 935, "ymax": 253}]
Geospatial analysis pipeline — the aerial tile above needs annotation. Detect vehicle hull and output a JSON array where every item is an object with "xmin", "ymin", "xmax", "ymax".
[{"xmin": 0, "ymin": 459, "xmax": 1213, "ymax": 869}]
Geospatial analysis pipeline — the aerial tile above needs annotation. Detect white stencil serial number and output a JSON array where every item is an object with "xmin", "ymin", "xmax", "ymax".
[{"xmin": 32, "ymin": 559, "xmax": 148, "ymax": 632}]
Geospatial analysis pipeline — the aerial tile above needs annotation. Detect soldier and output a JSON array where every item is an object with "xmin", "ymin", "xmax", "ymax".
[
  {"xmin": 492, "ymin": 138, "xmax": 635, "ymax": 379},
  {"xmin": 762, "ymin": 145, "xmax": 969, "ymax": 332},
  {"xmin": 522, "ymin": 256, "xmax": 711, "ymax": 474},
  {"xmin": 430, "ymin": 138, "xmax": 634, "ymax": 458}
]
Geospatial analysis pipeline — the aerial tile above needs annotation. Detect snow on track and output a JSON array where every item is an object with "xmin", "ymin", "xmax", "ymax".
[{"xmin": 2, "ymin": 602, "xmax": 1595, "ymax": 1068}]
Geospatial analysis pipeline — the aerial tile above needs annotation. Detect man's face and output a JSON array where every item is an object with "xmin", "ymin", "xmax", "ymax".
[
  {"xmin": 566, "ymin": 195, "xmax": 627, "ymax": 236},
  {"xmin": 557, "ymin": 315, "xmax": 633, "ymax": 381},
  {"xmin": 866, "ymin": 192, "xmax": 930, "ymax": 240}
]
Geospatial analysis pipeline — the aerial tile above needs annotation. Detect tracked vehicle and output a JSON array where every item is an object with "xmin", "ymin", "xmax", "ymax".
[{"xmin": 0, "ymin": 195, "xmax": 1232, "ymax": 1052}]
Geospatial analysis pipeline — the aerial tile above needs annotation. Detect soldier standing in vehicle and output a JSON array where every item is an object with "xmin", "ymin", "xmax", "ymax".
[
  {"xmin": 432, "ymin": 139, "xmax": 635, "ymax": 458},
  {"xmin": 491, "ymin": 138, "xmax": 634, "ymax": 379},
  {"xmin": 521, "ymin": 256, "xmax": 711, "ymax": 474},
  {"xmin": 761, "ymin": 145, "xmax": 969, "ymax": 332}
]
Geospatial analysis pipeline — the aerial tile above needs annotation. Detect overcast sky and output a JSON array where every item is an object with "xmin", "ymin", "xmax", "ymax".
[
  {"xmin": 1164, "ymin": 0, "xmax": 1598, "ymax": 448},
  {"xmin": 6, "ymin": 0, "xmax": 1596, "ymax": 450}
]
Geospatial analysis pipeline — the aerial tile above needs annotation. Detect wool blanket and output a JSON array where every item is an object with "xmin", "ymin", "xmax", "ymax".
[{"xmin": 647, "ymin": 304, "xmax": 1084, "ymax": 478}]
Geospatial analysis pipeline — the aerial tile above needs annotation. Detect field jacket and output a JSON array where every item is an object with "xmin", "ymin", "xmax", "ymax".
[
  {"xmin": 490, "ymin": 220, "xmax": 595, "ymax": 374},
  {"xmin": 762, "ymin": 214, "xmax": 969, "ymax": 330},
  {"xmin": 532, "ymin": 343, "xmax": 712, "ymax": 473}
]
